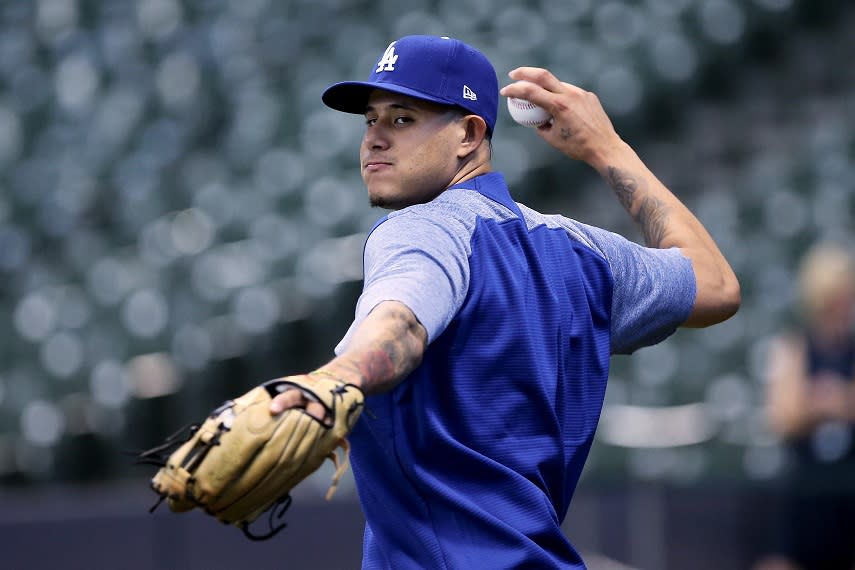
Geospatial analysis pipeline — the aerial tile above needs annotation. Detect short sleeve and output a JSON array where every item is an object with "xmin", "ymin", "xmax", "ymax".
[
  {"xmin": 334, "ymin": 210, "xmax": 472, "ymax": 354},
  {"xmin": 557, "ymin": 220, "xmax": 697, "ymax": 354}
]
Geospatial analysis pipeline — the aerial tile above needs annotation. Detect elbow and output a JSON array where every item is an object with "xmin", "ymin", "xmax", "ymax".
[
  {"xmin": 708, "ymin": 273, "xmax": 742, "ymax": 325},
  {"xmin": 684, "ymin": 273, "xmax": 741, "ymax": 328},
  {"xmin": 719, "ymin": 273, "xmax": 742, "ymax": 321}
]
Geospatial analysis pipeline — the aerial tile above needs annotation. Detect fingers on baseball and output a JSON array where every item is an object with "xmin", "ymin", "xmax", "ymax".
[
  {"xmin": 502, "ymin": 81, "xmax": 568, "ymax": 122},
  {"xmin": 509, "ymin": 68, "xmax": 590, "ymax": 100},
  {"xmin": 507, "ymin": 67, "xmax": 564, "ymax": 93},
  {"xmin": 501, "ymin": 80, "xmax": 549, "ymax": 108},
  {"xmin": 502, "ymin": 69, "xmax": 596, "ymax": 114}
]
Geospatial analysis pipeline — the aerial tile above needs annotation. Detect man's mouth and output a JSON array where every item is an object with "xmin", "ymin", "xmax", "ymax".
[{"xmin": 363, "ymin": 161, "xmax": 393, "ymax": 172}]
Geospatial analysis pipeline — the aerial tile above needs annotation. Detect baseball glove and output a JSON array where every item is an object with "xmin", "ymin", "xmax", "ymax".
[{"xmin": 139, "ymin": 371, "xmax": 364, "ymax": 540}]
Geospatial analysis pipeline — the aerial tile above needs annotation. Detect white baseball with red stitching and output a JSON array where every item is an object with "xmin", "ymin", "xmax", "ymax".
[{"xmin": 507, "ymin": 97, "xmax": 551, "ymax": 127}]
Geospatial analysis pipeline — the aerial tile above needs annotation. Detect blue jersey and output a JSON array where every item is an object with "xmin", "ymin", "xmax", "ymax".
[{"xmin": 335, "ymin": 172, "xmax": 695, "ymax": 569}]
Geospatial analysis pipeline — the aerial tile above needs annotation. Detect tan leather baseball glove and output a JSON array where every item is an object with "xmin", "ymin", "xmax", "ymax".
[{"xmin": 140, "ymin": 372, "xmax": 364, "ymax": 539}]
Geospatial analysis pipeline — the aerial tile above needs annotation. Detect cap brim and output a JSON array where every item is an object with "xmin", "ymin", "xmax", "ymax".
[{"xmin": 322, "ymin": 81, "xmax": 456, "ymax": 115}]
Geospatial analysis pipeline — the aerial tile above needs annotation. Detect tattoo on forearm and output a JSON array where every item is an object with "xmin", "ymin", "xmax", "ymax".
[
  {"xmin": 380, "ymin": 339, "xmax": 402, "ymax": 372},
  {"xmin": 331, "ymin": 303, "xmax": 427, "ymax": 393},
  {"xmin": 337, "ymin": 351, "xmax": 395, "ymax": 387},
  {"xmin": 560, "ymin": 127, "xmax": 573, "ymax": 141},
  {"xmin": 607, "ymin": 166, "xmax": 670, "ymax": 247},
  {"xmin": 636, "ymin": 196, "xmax": 669, "ymax": 247},
  {"xmin": 607, "ymin": 166, "xmax": 638, "ymax": 211}
]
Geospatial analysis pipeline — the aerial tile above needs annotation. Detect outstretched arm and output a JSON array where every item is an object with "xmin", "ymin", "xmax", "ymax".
[
  {"xmin": 270, "ymin": 301, "xmax": 427, "ymax": 414},
  {"xmin": 500, "ymin": 67, "xmax": 740, "ymax": 327},
  {"xmin": 317, "ymin": 300, "xmax": 428, "ymax": 394}
]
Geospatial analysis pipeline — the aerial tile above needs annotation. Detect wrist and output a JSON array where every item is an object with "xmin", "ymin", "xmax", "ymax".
[
  {"xmin": 588, "ymin": 139, "xmax": 633, "ymax": 175},
  {"xmin": 312, "ymin": 367, "xmax": 364, "ymax": 389}
]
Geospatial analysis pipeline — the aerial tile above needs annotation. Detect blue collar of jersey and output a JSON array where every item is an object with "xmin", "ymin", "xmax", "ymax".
[{"xmin": 449, "ymin": 172, "xmax": 523, "ymax": 218}]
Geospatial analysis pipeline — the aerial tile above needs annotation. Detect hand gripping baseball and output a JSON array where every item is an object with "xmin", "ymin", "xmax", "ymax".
[
  {"xmin": 500, "ymin": 67, "xmax": 623, "ymax": 167},
  {"xmin": 140, "ymin": 371, "xmax": 364, "ymax": 540}
]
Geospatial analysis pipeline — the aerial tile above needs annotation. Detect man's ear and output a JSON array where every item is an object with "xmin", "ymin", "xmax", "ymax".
[{"xmin": 457, "ymin": 115, "xmax": 488, "ymax": 159}]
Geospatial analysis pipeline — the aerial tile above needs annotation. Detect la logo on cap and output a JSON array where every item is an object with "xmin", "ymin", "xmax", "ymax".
[{"xmin": 376, "ymin": 42, "xmax": 398, "ymax": 73}]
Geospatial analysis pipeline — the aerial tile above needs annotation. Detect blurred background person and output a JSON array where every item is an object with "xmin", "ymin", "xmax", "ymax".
[{"xmin": 757, "ymin": 243, "xmax": 855, "ymax": 570}]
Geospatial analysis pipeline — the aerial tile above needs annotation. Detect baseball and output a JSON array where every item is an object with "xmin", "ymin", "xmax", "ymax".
[{"xmin": 507, "ymin": 97, "xmax": 551, "ymax": 128}]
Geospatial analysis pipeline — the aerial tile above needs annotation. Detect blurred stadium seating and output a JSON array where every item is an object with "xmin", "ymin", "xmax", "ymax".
[{"xmin": 0, "ymin": 0, "xmax": 853, "ymax": 566}]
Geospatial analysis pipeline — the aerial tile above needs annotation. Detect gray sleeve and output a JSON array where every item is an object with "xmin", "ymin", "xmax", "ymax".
[
  {"xmin": 557, "ymin": 219, "xmax": 697, "ymax": 355},
  {"xmin": 334, "ymin": 212, "xmax": 470, "ymax": 354}
]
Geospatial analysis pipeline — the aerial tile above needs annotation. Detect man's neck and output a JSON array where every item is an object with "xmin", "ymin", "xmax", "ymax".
[{"xmin": 447, "ymin": 159, "xmax": 492, "ymax": 190}]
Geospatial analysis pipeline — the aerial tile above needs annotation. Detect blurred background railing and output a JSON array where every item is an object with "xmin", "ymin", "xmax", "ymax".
[{"xmin": 0, "ymin": 0, "xmax": 853, "ymax": 568}]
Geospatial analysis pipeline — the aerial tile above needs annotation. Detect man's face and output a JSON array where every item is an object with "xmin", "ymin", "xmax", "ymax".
[{"xmin": 361, "ymin": 90, "xmax": 465, "ymax": 210}]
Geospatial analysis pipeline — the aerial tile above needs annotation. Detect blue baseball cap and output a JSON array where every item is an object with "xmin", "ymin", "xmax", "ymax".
[{"xmin": 322, "ymin": 35, "xmax": 499, "ymax": 134}]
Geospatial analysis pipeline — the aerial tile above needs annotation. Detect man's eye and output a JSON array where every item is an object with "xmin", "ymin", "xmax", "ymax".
[
  {"xmin": 394, "ymin": 116, "xmax": 412, "ymax": 125},
  {"xmin": 365, "ymin": 117, "xmax": 377, "ymax": 126}
]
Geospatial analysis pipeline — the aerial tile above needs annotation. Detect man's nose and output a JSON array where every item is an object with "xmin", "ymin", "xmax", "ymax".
[{"xmin": 363, "ymin": 126, "xmax": 390, "ymax": 150}]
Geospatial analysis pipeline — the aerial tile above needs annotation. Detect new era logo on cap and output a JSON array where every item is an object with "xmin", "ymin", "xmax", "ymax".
[{"xmin": 322, "ymin": 35, "xmax": 499, "ymax": 134}]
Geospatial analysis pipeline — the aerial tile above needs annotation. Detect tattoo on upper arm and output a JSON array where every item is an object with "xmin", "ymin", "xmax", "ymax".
[{"xmin": 607, "ymin": 166, "xmax": 670, "ymax": 247}]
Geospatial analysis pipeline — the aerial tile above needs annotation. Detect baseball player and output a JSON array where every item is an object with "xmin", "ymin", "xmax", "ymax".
[
  {"xmin": 265, "ymin": 35, "xmax": 741, "ymax": 568},
  {"xmin": 149, "ymin": 34, "xmax": 739, "ymax": 567}
]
